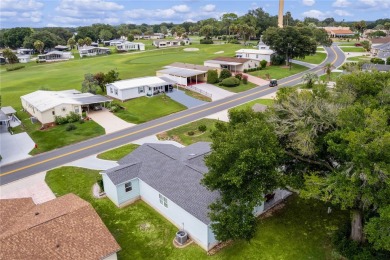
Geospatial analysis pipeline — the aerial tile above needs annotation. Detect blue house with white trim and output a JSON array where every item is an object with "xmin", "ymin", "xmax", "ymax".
[{"xmin": 102, "ymin": 142, "xmax": 267, "ymax": 251}]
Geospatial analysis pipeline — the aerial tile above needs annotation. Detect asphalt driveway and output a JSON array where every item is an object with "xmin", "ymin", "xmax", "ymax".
[
  {"xmin": 0, "ymin": 130, "xmax": 35, "ymax": 166},
  {"xmin": 166, "ymin": 89, "xmax": 206, "ymax": 108},
  {"xmin": 192, "ymin": 83, "xmax": 235, "ymax": 101}
]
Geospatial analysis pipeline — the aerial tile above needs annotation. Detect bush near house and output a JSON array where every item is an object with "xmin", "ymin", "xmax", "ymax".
[
  {"xmin": 387, "ymin": 57, "xmax": 390, "ymax": 65},
  {"xmin": 219, "ymin": 68, "xmax": 232, "ymax": 81},
  {"xmin": 271, "ymin": 54, "xmax": 285, "ymax": 66},
  {"xmin": 200, "ymin": 38, "xmax": 213, "ymax": 44},
  {"xmin": 207, "ymin": 69, "xmax": 219, "ymax": 84},
  {"xmin": 54, "ymin": 112, "xmax": 81, "ymax": 125},
  {"xmin": 235, "ymin": 73, "xmax": 243, "ymax": 80},
  {"xmin": 260, "ymin": 60, "xmax": 267, "ymax": 69},
  {"xmin": 370, "ymin": 58, "xmax": 385, "ymax": 64},
  {"xmin": 242, "ymin": 75, "xmax": 248, "ymax": 84},
  {"xmin": 220, "ymin": 76, "xmax": 240, "ymax": 87}
]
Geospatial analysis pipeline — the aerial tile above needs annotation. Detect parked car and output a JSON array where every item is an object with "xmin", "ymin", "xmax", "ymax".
[
  {"xmin": 355, "ymin": 43, "xmax": 362, "ymax": 47},
  {"xmin": 90, "ymin": 103, "xmax": 102, "ymax": 111},
  {"xmin": 269, "ymin": 79, "xmax": 278, "ymax": 87}
]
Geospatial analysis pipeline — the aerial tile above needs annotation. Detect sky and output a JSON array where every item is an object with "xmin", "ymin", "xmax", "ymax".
[{"xmin": 0, "ymin": 0, "xmax": 389, "ymax": 28}]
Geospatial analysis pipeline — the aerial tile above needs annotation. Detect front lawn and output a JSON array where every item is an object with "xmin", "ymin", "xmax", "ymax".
[
  {"xmin": 46, "ymin": 166, "xmax": 349, "ymax": 260},
  {"xmin": 249, "ymin": 64, "xmax": 308, "ymax": 80},
  {"xmin": 339, "ymin": 47, "xmax": 367, "ymax": 52},
  {"xmin": 347, "ymin": 56, "xmax": 371, "ymax": 62},
  {"xmin": 217, "ymin": 81, "xmax": 257, "ymax": 93},
  {"xmin": 113, "ymin": 95, "xmax": 186, "ymax": 124},
  {"xmin": 157, "ymin": 118, "xmax": 218, "ymax": 145},
  {"xmin": 320, "ymin": 72, "xmax": 342, "ymax": 82},
  {"xmin": 231, "ymin": 99, "xmax": 274, "ymax": 111},
  {"xmin": 296, "ymin": 52, "xmax": 327, "ymax": 64},
  {"xmin": 12, "ymin": 110, "xmax": 105, "ymax": 155},
  {"xmin": 97, "ymin": 143, "xmax": 140, "ymax": 161}
]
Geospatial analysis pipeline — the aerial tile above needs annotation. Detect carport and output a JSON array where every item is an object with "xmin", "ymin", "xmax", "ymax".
[
  {"xmin": 157, "ymin": 67, "xmax": 207, "ymax": 86},
  {"xmin": 78, "ymin": 95, "xmax": 112, "ymax": 113}
]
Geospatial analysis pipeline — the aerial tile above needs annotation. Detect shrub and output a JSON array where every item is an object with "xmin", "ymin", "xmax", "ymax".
[
  {"xmin": 97, "ymin": 178, "xmax": 104, "ymax": 192},
  {"xmin": 219, "ymin": 69, "xmax": 232, "ymax": 80},
  {"xmin": 180, "ymin": 41, "xmax": 185, "ymax": 46},
  {"xmin": 200, "ymin": 38, "xmax": 213, "ymax": 44},
  {"xmin": 6, "ymin": 65, "xmax": 25, "ymax": 71},
  {"xmin": 198, "ymin": 124, "xmax": 207, "ymax": 132},
  {"xmin": 79, "ymin": 119, "xmax": 84, "ymax": 124},
  {"xmin": 242, "ymin": 75, "xmax": 248, "ymax": 84},
  {"xmin": 187, "ymin": 131, "xmax": 195, "ymax": 136},
  {"xmin": 220, "ymin": 77, "xmax": 240, "ymax": 87},
  {"xmin": 256, "ymin": 67, "xmax": 262, "ymax": 71},
  {"xmin": 54, "ymin": 116, "xmax": 67, "ymax": 125},
  {"xmin": 229, "ymin": 39, "xmax": 240, "ymax": 44},
  {"xmin": 82, "ymin": 111, "xmax": 87, "ymax": 118},
  {"xmin": 387, "ymin": 57, "xmax": 390, "ymax": 65},
  {"xmin": 243, "ymin": 69, "xmax": 248, "ymax": 73},
  {"xmin": 370, "ymin": 57, "xmax": 385, "ymax": 64},
  {"xmin": 207, "ymin": 70, "xmax": 219, "ymax": 84},
  {"xmin": 271, "ymin": 54, "xmax": 285, "ymax": 66},
  {"xmin": 110, "ymin": 105, "xmax": 119, "ymax": 113},
  {"xmin": 235, "ymin": 73, "xmax": 243, "ymax": 80},
  {"xmin": 66, "ymin": 124, "xmax": 77, "ymax": 131},
  {"xmin": 66, "ymin": 112, "xmax": 81, "ymax": 123},
  {"xmin": 260, "ymin": 60, "xmax": 267, "ymax": 69},
  {"xmin": 222, "ymin": 35, "xmax": 227, "ymax": 41}
]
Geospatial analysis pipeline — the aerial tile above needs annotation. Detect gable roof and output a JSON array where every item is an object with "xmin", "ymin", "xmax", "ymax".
[
  {"xmin": 107, "ymin": 76, "xmax": 173, "ymax": 90},
  {"xmin": 104, "ymin": 142, "xmax": 219, "ymax": 224},
  {"xmin": 0, "ymin": 194, "xmax": 120, "ymax": 260},
  {"xmin": 362, "ymin": 63, "xmax": 390, "ymax": 72}
]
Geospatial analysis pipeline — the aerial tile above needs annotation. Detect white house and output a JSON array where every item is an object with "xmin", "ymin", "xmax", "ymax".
[
  {"xmin": 21, "ymin": 90, "xmax": 111, "ymax": 124},
  {"xmin": 79, "ymin": 46, "xmax": 110, "ymax": 58},
  {"xmin": 204, "ymin": 57, "xmax": 260, "ymax": 72},
  {"xmin": 16, "ymin": 48, "xmax": 34, "ymax": 55},
  {"xmin": 236, "ymin": 49, "xmax": 275, "ymax": 63},
  {"xmin": 38, "ymin": 51, "xmax": 73, "ymax": 62},
  {"xmin": 106, "ymin": 76, "xmax": 175, "ymax": 101},
  {"xmin": 17, "ymin": 54, "xmax": 31, "ymax": 63},
  {"xmin": 116, "ymin": 41, "xmax": 145, "ymax": 51},
  {"xmin": 102, "ymin": 143, "xmax": 288, "ymax": 251},
  {"xmin": 153, "ymin": 39, "xmax": 190, "ymax": 48},
  {"xmin": 156, "ymin": 62, "xmax": 214, "ymax": 86}
]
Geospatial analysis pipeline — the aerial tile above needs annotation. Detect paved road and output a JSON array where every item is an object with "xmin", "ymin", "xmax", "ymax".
[{"xmin": 0, "ymin": 45, "xmax": 345, "ymax": 185}]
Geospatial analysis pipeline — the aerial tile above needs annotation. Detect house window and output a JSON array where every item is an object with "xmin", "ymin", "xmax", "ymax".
[
  {"xmin": 115, "ymin": 89, "xmax": 118, "ymax": 95},
  {"xmin": 159, "ymin": 194, "xmax": 168, "ymax": 208},
  {"xmin": 125, "ymin": 182, "xmax": 132, "ymax": 192},
  {"xmin": 62, "ymin": 107, "xmax": 66, "ymax": 112},
  {"xmin": 52, "ymin": 111, "xmax": 55, "ymax": 115},
  {"xmin": 110, "ymin": 87, "xmax": 113, "ymax": 93},
  {"xmin": 138, "ymin": 87, "xmax": 144, "ymax": 94},
  {"xmin": 74, "ymin": 107, "xmax": 79, "ymax": 113}
]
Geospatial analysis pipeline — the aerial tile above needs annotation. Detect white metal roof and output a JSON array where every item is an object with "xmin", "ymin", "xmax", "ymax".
[
  {"xmin": 107, "ymin": 76, "xmax": 172, "ymax": 90},
  {"xmin": 1, "ymin": 106, "xmax": 16, "ymax": 115},
  {"xmin": 236, "ymin": 49, "xmax": 275, "ymax": 55},
  {"xmin": 157, "ymin": 67, "xmax": 206, "ymax": 77},
  {"xmin": 204, "ymin": 60, "xmax": 243, "ymax": 66},
  {"xmin": 21, "ymin": 90, "xmax": 112, "ymax": 112}
]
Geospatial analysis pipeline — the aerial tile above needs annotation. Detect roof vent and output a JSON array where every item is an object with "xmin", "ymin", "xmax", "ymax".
[{"xmin": 35, "ymin": 212, "xmax": 39, "ymax": 216}]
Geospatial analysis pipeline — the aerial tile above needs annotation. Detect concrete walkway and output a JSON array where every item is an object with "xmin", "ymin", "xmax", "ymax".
[
  {"xmin": 191, "ymin": 83, "xmax": 235, "ymax": 101},
  {"xmin": 291, "ymin": 59, "xmax": 317, "ymax": 69},
  {"xmin": 132, "ymin": 135, "xmax": 184, "ymax": 147},
  {"xmin": 0, "ymin": 131, "xmax": 35, "ymax": 167},
  {"xmin": 64, "ymin": 155, "xmax": 119, "ymax": 170},
  {"xmin": 0, "ymin": 172, "xmax": 55, "ymax": 204},
  {"xmin": 166, "ymin": 89, "xmax": 206, "ymax": 108},
  {"xmin": 242, "ymin": 73, "xmax": 269, "ymax": 86},
  {"xmin": 87, "ymin": 108, "xmax": 136, "ymax": 134}
]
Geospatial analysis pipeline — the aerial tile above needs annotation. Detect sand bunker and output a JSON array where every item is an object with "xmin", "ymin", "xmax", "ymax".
[
  {"xmin": 214, "ymin": 51, "xmax": 224, "ymax": 54},
  {"xmin": 183, "ymin": 48, "xmax": 199, "ymax": 52}
]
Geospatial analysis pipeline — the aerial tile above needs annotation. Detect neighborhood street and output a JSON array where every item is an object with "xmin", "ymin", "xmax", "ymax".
[{"xmin": 0, "ymin": 44, "xmax": 345, "ymax": 185}]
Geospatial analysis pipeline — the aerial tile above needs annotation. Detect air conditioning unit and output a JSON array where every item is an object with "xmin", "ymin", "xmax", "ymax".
[{"xmin": 175, "ymin": 230, "xmax": 188, "ymax": 245}]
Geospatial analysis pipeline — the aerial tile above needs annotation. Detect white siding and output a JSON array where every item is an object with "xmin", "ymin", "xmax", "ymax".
[
  {"xmin": 103, "ymin": 253, "xmax": 117, "ymax": 260},
  {"xmin": 107, "ymin": 85, "xmax": 146, "ymax": 101},
  {"xmin": 103, "ymin": 174, "xmax": 119, "ymax": 206},
  {"xmin": 117, "ymin": 178, "xmax": 140, "ymax": 205},
  {"xmin": 203, "ymin": 62, "xmax": 221, "ymax": 69},
  {"xmin": 139, "ymin": 180, "xmax": 210, "ymax": 250},
  {"xmin": 161, "ymin": 74, "xmax": 187, "ymax": 86}
]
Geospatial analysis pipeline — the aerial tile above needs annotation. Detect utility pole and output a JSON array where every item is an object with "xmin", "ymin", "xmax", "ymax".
[{"xmin": 278, "ymin": 0, "xmax": 284, "ymax": 28}]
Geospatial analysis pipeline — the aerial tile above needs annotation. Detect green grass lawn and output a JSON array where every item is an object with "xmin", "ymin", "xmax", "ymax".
[
  {"xmin": 157, "ymin": 118, "xmax": 218, "ymax": 145},
  {"xmin": 339, "ymin": 47, "xmax": 367, "ymax": 52},
  {"xmin": 347, "ymin": 56, "xmax": 371, "ymax": 62},
  {"xmin": 231, "ymin": 99, "xmax": 274, "ymax": 111},
  {"xmin": 0, "ymin": 43, "xmax": 245, "ymax": 109},
  {"xmin": 319, "ymin": 72, "xmax": 342, "ymax": 82},
  {"xmin": 217, "ymin": 81, "xmax": 258, "ymax": 93},
  {"xmin": 97, "ymin": 143, "xmax": 140, "ymax": 160},
  {"xmin": 296, "ymin": 52, "xmax": 327, "ymax": 64},
  {"xmin": 12, "ymin": 110, "xmax": 105, "ymax": 155},
  {"xmin": 46, "ymin": 166, "xmax": 349, "ymax": 260},
  {"xmin": 249, "ymin": 64, "xmax": 308, "ymax": 80},
  {"xmin": 113, "ymin": 95, "xmax": 186, "ymax": 124}
]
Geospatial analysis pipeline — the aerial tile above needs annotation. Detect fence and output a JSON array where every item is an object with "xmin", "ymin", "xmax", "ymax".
[{"xmin": 181, "ymin": 85, "xmax": 212, "ymax": 99}]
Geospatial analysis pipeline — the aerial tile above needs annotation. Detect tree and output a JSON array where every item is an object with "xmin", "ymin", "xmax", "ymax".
[
  {"xmin": 2, "ymin": 48, "xmax": 19, "ymax": 64},
  {"xmin": 33, "ymin": 40, "xmax": 44, "ymax": 54},
  {"xmin": 23, "ymin": 30, "xmax": 64, "ymax": 49},
  {"xmin": 219, "ymin": 69, "xmax": 232, "ymax": 80},
  {"xmin": 354, "ymin": 20, "xmax": 367, "ymax": 34},
  {"xmin": 67, "ymin": 38, "xmax": 76, "ymax": 49},
  {"xmin": 361, "ymin": 40, "xmax": 371, "ymax": 51},
  {"xmin": 221, "ymin": 13, "xmax": 238, "ymax": 36},
  {"xmin": 207, "ymin": 70, "xmax": 218, "ymax": 84},
  {"xmin": 127, "ymin": 34, "xmax": 134, "ymax": 42},
  {"xmin": 84, "ymin": 37, "xmax": 92, "ymax": 46},
  {"xmin": 81, "ymin": 74, "xmax": 98, "ymax": 94},
  {"xmin": 45, "ymin": 27, "xmax": 73, "ymax": 43},
  {"xmin": 237, "ymin": 23, "xmax": 255, "ymax": 44},
  {"xmin": 77, "ymin": 38, "xmax": 85, "ymax": 46},
  {"xmin": 199, "ymin": 25, "xmax": 214, "ymax": 39},
  {"xmin": 385, "ymin": 22, "xmax": 390, "ymax": 36},
  {"xmin": 104, "ymin": 69, "xmax": 120, "ymax": 86},
  {"xmin": 171, "ymin": 26, "xmax": 186, "ymax": 38},
  {"xmin": 365, "ymin": 205, "xmax": 390, "ymax": 251},
  {"xmin": 262, "ymin": 26, "xmax": 317, "ymax": 66},
  {"xmin": 202, "ymin": 109, "xmax": 282, "ymax": 241},
  {"xmin": 99, "ymin": 29, "xmax": 113, "ymax": 41},
  {"xmin": 368, "ymin": 31, "xmax": 386, "ymax": 38},
  {"xmin": 301, "ymin": 72, "xmax": 319, "ymax": 88},
  {"xmin": 94, "ymin": 72, "xmax": 106, "ymax": 92},
  {"xmin": 323, "ymin": 63, "xmax": 334, "ymax": 81},
  {"xmin": 2, "ymin": 27, "xmax": 33, "ymax": 49}
]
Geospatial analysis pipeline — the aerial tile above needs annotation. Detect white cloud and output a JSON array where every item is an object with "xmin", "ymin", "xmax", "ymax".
[
  {"xmin": 0, "ymin": 0, "xmax": 43, "ymax": 11},
  {"xmin": 334, "ymin": 9, "xmax": 353, "ymax": 16},
  {"xmin": 124, "ymin": 8, "xmax": 176, "ymax": 19},
  {"xmin": 301, "ymin": 9, "xmax": 330, "ymax": 20},
  {"xmin": 56, "ymin": 0, "xmax": 124, "ymax": 15},
  {"xmin": 302, "ymin": 0, "xmax": 316, "ymax": 6},
  {"xmin": 358, "ymin": 0, "xmax": 390, "ymax": 8},
  {"xmin": 201, "ymin": 4, "xmax": 216, "ymax": 12},
  {"xmin": 172, "ymin": 5, "xmax": 190, "ymax": 13},
  {"xmin": 332, "ymin": 0, "xmax": 352, "ymax": 7}
]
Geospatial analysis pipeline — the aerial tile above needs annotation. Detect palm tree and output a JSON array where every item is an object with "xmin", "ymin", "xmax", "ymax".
[
  {"xmin": 33, "ymin": 40, "xmax": 44, "ymax": 54},
  {"xmin": 323, "ymin": 63, "xmax": 335, "ymax": 82},
  {"xmin": 301, "ymin": 72, "xmax": 319, "ymax": 88}
]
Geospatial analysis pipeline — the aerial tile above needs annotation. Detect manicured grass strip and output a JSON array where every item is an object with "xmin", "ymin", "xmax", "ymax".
[
  {"xmin": 113, "ymin": 95, "xmax": 186, "ymax": 124},
  {"xmin": 97, "ymin": 144, "xmax": 140, "ymax": 161},
  {"xmin": 12, "ymin": 110, "xmax": 105, "ymax": 155},
  {"xmin": 45, "ymin": 167, "xmax": 207, "ymax": 259},
  {"xmin": 217, "ymin": 81, "xmax": 257, "ymax": 93},
  {"xmin": 46, "ymin": 166, "xmax": 349, "ymax": 260},
  {"xmin": 157, "ymin": 118, "xmax": 218, "ymax": 145},
  {"xmin": 178, "ymin": 86, "xmax": 212, "ymax": 102},
  {"xmin": 249, "ymin": 64, "xmax": 308, "ymax": 80},
  {"xmin": 296, "ymin": 52, "xmax": 327, "ymax": 64},
  {"xmin": 231, "ymin": 99, "xmax": 274, "ymax": 111},
  {"xmin": 347, "ymin": 56, "xmax": 371, "ymax": 62},
  {"xmin": 319, "ymin": 72, "xmax": 342, "ymax": 82},
  {"xmin": 339, "ymin": 47, "xmax": 366, "ymax": 52}
]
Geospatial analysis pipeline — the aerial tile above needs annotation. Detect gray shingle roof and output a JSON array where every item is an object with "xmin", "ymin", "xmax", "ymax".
[
  {"xmin": 104, "ymin": 142, "xmax": 219, "ymax": 224},
  {"xmin": 362, "ymin": 63, "xmax": 390, "ymax": 72}
]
